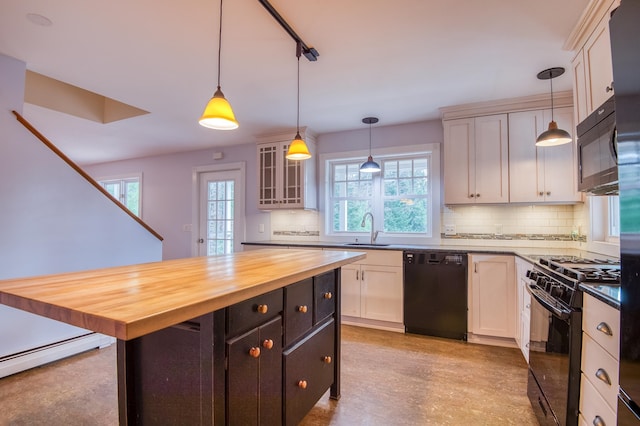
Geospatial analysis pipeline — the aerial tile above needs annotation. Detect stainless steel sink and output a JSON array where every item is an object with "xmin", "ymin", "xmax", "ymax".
[{"xmin": 342, "ymin": 243, "xmax": 390, "ymax": 247}]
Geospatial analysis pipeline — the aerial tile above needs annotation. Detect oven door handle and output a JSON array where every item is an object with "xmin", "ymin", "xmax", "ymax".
[{"xmin": 525, "ymin": 284, "xmax": 571, "ymax": 320}]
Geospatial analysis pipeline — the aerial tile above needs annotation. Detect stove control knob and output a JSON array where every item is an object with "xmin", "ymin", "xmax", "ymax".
[
  {"xmin": 536, "ymin": 276, "xmax": 547, "ymax": 288},
  {"xmin": 551, "ymin": 284, "xmax": 564, "ymax": 298}
]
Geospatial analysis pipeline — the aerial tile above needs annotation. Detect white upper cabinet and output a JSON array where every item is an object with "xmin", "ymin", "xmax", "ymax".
[
  {"xmin": 257, "ymin": 130, "xmax": 316, "ymax": 210},
  {"xmin": 569, "ymin": 0, "xmax": 620, "ymax": 123},
  {"xmin": 509, "ymin": 107, "xmax": 582, "ymax": 203},
  {"xmin": 443, "ymin": 114, "xmax": 509, "ymax": 204}
]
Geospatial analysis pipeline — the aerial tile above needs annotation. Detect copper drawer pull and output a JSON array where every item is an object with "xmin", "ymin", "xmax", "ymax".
[
  {"xmin": 596, "ymin": 322, "xmax": 613, "ymax": 336},
  {"xmin": 323, "ymin": 356, "xmax": 332, "ymax": 364},
  {"xmin": 297, "ymin": 380, "xmax": 307, "ymax": 389},
  {"xmin": 262, "ymin": 339, "xmax": 274, "ymax": 350},
  {"xmin": 257, "ymin": 304, "xmax": 268, "ymax": 314},
  {"xmin": 323, "ymin": 292, "xmax": 333, "ymax": 299},
  {"xmin": 595, "ymin": 368, "xmax": 612, "ymax": 386},
  {"xmin": 297, "ymin": 305, "xmax": 308, "ymax": 313},
  {"xmin": 249, "ymin": 347, "xmax": 261, "ymax": 358}
]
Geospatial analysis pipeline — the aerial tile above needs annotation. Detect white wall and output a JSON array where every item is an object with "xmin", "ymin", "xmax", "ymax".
[
  {"xmin": 0, "ymin": 53, "xmax": 162, "ymax": 358},
  {"xmin": 85, "ymin": 142, "xmax": 270, "ymax": 260}
]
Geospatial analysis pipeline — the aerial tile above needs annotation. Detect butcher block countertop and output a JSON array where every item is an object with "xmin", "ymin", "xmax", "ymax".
[{"xmin": 0, "ymin": 249, "xmax": 365, "ymax": 341}]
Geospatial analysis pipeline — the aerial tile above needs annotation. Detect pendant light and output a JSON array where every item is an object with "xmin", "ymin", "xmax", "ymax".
[
  {"xmin": 198, "ymin": 0, "xmax": 239, "ymax": 130},
  {"xmin": 286, "ymin": 42, "xmax": 311, "ymax": 160},
  {"xmin": 360, "ymin": 117, "xmax": 381, "ymax": 173},
  {"xmin": 535, "ymin": 67, "xmax": 571, "ymax": 146}
]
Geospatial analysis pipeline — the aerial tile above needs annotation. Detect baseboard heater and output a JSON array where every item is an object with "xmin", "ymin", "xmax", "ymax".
[{"xmin": 0, "ymin": 333, "xmax": 115, "ymax": 379}]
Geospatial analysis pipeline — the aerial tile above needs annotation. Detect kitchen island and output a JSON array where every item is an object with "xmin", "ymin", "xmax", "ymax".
[{"xmin": 0, "ymin": 248, "xmax": 365, "ymax": 425}]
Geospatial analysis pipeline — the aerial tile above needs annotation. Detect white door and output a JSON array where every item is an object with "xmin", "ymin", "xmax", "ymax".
[{"xmin": 198, "ymin": 169, "xmax": 244, "ymax": 255}]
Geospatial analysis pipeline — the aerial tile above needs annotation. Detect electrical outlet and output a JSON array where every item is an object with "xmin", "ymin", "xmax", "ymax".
[{"xmin": 444, "ymin": 224, "xmax": 456, "ymax": 236}]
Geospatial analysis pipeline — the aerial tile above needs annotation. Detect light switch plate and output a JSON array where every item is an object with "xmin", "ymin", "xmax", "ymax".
[{"xmin": 444, "ymin": 224, "xmax": 456, "ymax": 236}]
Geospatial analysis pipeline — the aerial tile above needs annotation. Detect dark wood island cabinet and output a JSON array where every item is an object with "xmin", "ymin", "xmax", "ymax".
[{"xmin": 0, "ymin": 249, "xmax": 364, "ymax": 425}]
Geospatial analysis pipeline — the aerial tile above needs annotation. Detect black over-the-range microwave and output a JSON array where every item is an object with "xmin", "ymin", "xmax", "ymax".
[{"xmin": 577, "ymin": 95, "xmax": 618, "ymax": 195}]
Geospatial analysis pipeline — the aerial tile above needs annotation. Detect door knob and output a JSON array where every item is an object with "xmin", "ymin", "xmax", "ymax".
[{"xmin": 197, "ymin": 238, "xmax": 204, "ymax": 243}]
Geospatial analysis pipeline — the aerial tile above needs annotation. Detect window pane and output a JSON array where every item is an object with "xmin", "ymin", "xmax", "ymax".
[
  {"xmin": 334, "ymin": 182, "xmax": 346, "ymax": 197},
  {"xmin": 609, "ymin": 196, "xmax": 620, "ymax": 237},
  {"xmin": 398, "ymin": 160, "xmax": 412, "ymax": 178},
  {"xmin": 334, "ymin": 165, "xmax": 346, "ymax": 181},
  {"xmin": 384, "ymin": 161, "xmax": 397, "ymax": 178},
  {"xmin": 414, "ymin": 159, "xmax": 428, "ymax": 177},
  {"xmin": 398, "ymin": 178, "xmax": 412, "ymax": 195},
  {"xmin": 384, "ymin": 198, "xmax": 427, "ymax": 233},
  {"xmin": 414, "ymin": 177, "xmax": 428, "ymax": 195},
  {"xmin": 384, "ymin": 179, "xmax": 398, "ymax": 196}
]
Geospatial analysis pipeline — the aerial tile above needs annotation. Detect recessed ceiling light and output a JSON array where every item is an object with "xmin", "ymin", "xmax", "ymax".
[{"xmin": 26, "ymin": 13, "xmax": 52, "ymax": 27}]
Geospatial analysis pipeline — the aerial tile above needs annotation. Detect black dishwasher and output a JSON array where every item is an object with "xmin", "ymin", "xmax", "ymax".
[{"xmin": 403, "ymin": 251, "xmax": 468, "ymax": 340}]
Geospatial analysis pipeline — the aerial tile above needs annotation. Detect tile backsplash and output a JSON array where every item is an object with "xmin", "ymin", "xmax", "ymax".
[
  {"xmin": 441, "ymin": 204, "xmax": 588, "ymax": 240},
  {"xmin": 269, "ymin": 203, "xmax": 589, "ymax": 243},
  {"xmin": 270, "ymin": 210, "xmax": 321, "ymax": 241}
]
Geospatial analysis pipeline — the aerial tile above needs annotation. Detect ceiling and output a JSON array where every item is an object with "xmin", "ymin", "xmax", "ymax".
[{"xmin": 0, "ymin": 0, "xmax": 589, "ymax": 165}]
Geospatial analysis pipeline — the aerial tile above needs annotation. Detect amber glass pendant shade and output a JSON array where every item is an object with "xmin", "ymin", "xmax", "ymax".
[{"xmin": 286, "ymin": 132, "xmax": 312, "ymax": 160}]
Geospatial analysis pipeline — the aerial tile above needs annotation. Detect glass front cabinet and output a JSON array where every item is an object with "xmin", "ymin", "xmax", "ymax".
[{"xmin": 257, "ymin": 129, "xmax": 317, "ymax": 210}]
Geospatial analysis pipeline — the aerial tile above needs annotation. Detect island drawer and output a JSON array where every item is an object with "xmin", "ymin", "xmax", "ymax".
[
  {"xmin": 314, "ymin": 271, "xmax": 336, "ymax": 325},
  {"xmin": 227, "ymin": 288, "xmax": 283, "ymax": 336},
  {"xmin": 283, "ymin": 319, "xmax": 335, "ymax": 426},
  {"xmin": 284, "ymin": 278, "xmax": 314, "ymax": 346}
]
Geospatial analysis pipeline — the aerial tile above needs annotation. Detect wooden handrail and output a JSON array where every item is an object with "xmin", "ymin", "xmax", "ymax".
[{"xmin": 12, "ymin": 110, "xmax": 163, "ymax": 241}]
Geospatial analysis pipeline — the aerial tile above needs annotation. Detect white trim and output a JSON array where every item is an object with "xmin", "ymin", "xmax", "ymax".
[
  {"xmin": 0, "ymin": 333, "xmax": 114, "ymax": 379},
  {"xmin": 319, "ymin": 144, "xmax": 441, "ymax": 245},
  {"xmin": 191, "ymin": 162, "xmax": 246, "ymax": 257}
]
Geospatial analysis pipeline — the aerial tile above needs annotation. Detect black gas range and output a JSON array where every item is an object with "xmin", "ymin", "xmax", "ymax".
[{"xmin": 525, "ymin": 255, "xmax": 620, "ymax": 426}]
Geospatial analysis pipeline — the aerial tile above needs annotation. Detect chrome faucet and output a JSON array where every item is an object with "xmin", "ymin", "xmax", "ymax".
[{"xmin": 361, "ymin": 212, "xmax": 379, "ymax": 244}]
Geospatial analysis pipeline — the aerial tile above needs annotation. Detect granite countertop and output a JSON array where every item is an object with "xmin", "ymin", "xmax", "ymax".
[
  {"xmin": 580, "ymin": 283, "xmax": 621, "ymax": 309},
  {"xmin": 243, "ymin": 240, "xmax": 621, "ymax": 307},
  {"xmin": 0, "ymin": 249, "xmax": 365, "ymax": 340},
  {"xmin": 242, "ymin": 240, "xmax": 610, "ymax": 263}
]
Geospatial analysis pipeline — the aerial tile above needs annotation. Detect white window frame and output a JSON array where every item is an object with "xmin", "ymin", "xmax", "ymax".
[
  {"xmin": 97, "ymin": 172, "xmax": 143, "ymax": 218},
  {"xmin": 319, "ymin": 144, "xmax": 441, "ymax": 245},
  {"xmin": 587, "ymin": 195, "xmax": 620, "ymax": 256}
]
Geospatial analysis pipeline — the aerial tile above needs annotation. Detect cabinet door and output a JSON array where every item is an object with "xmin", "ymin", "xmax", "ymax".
[
  {"xmin": 469, "ymin": 255, "xmax": 516, "ymax": 338},
  {"xmin": 341, "ymin": 264, "xmax": 361, "ymax": 317},
  {"xmin": 444, "ymin": 118, "xmax": 474, "ymax": 204},
  {"xmin": 227, "ymin": 317, "xmax": 283, "ymax": 426},
  {"xmin": 509, "ymin": 108, "xmax": 580, "ymax": 203},
  {"xmin": 572, "ymin": 49, "xmax": 589, "ymax": 125},
  {"xmin": 259, "ymin": 317, "xmax": 283, "ymax": 426},
  {"xmin": 280, "ymin": 143, "xmax": 304, "ymax": 208},
  {"xmin": 509, "ymin": 110, "xmax": 545, "ymax": 203},
  {"xmin": 360, "ymin": 265, "xmax": 403, "ymax": 323},
  {"xmin": 540, "ymin": 107, "xmax": 581, "ymax": 203},
  {"xmin": 474, "ymin": 114, "xmax": 509, "ymax": 203},
  {"xmin": 258, "ymin": 144, "xmax": 278, "ymax": 209},
  {"xmin": 584, "ymin": 11, "xmax": 615, "ymax": 113},
  {"xmin": 227, "ymin": 328, "xmax": 260, "ymax": 425}
]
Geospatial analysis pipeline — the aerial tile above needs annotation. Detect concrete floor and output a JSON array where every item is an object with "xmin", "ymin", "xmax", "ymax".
[{"xmin": 0, "ymin": 325, "xmax": 537, "ymax": 425}]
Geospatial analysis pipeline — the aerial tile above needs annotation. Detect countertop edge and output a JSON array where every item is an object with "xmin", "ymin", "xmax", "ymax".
[
  {"xmin": 580, "ymin": 284, "xmax": 621, "ymax": 310},
  {"xmin": 0, "ymin": 250, "xmax": 366, "ymax": 341}
]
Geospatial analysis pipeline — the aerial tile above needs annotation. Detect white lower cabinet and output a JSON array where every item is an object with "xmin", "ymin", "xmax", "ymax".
[
  {"xmin": 468, "ymin": 254, "xmax": 516, "ymax": 344},
  {"xmin": 579, "ymin": 293, "xmax": 620, "ymax": 423},
  {"xmin": 340, "ymin": 250, "xmax": 403, "ymax": 331}
]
